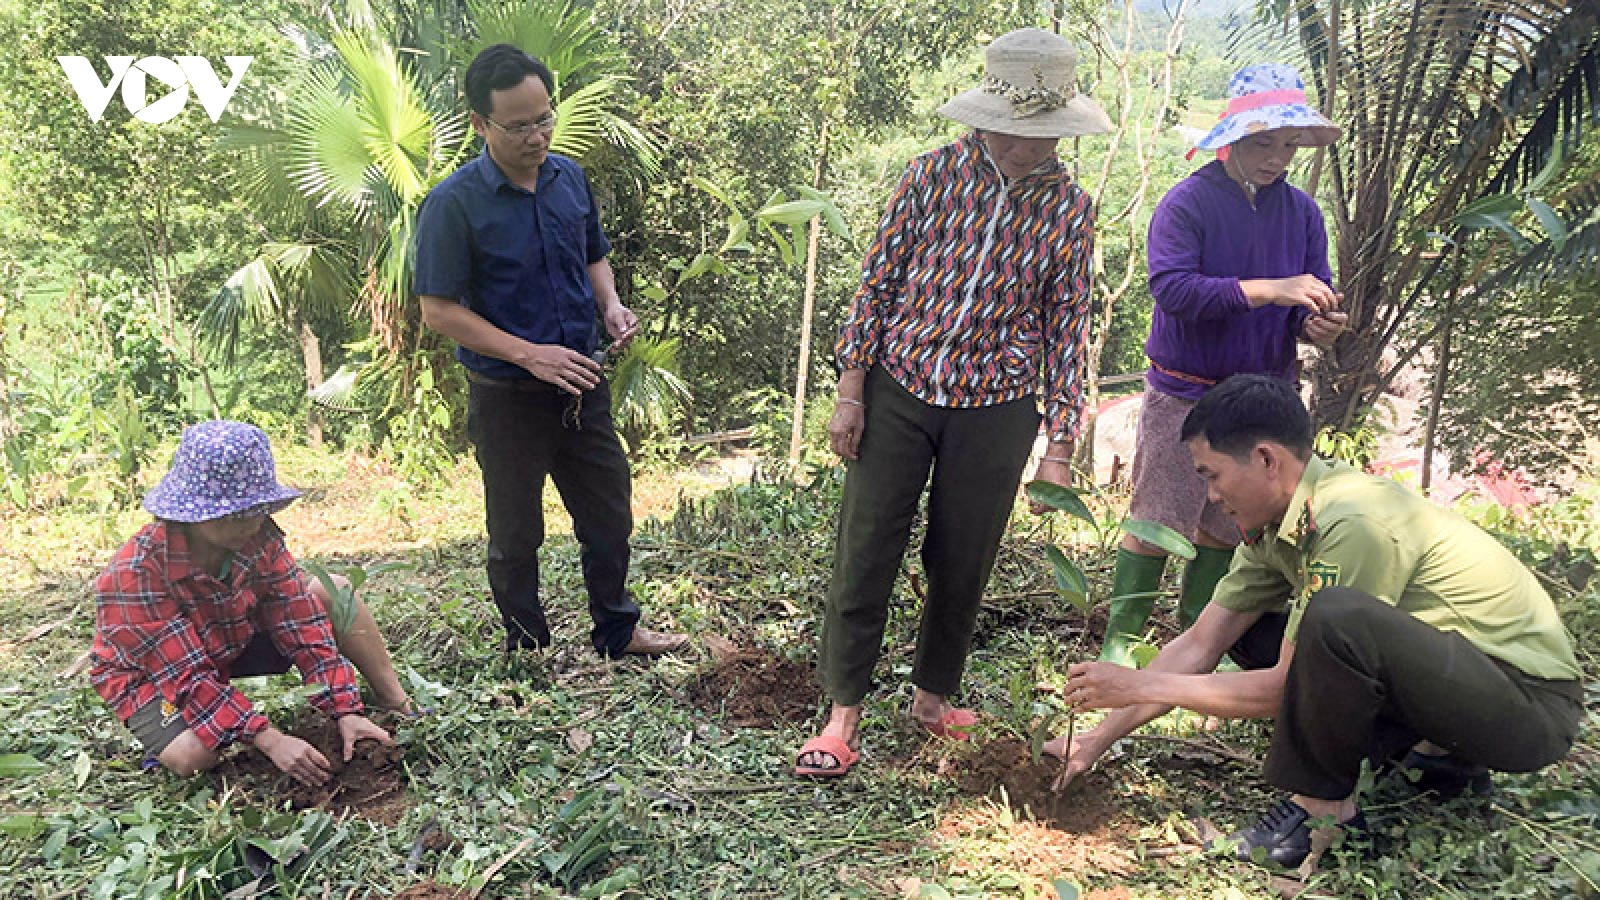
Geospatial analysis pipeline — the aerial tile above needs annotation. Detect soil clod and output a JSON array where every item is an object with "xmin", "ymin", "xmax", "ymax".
[
  {"xmin": 210, "ymin": 712, "xmax": 411, "ymax": 823},
  {"xmin": 687, "ymin": 640, "xmax": 821, "ymax": 727}
]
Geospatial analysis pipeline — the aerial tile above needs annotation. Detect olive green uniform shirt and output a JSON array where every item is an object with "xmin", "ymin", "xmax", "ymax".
[{"xmin": 1212, "ymin": 456, "xmax": 1581, "ymax": 682}]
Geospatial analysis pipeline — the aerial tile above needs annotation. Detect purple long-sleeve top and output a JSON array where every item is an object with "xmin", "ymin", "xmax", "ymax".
[{"xmin": 1144, "ymin": 160, "xmax": 1333, "ymax": 401}]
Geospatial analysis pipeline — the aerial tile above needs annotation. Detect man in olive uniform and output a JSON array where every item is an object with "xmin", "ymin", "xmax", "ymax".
[{"xmin": 1046, "ymin": 374, "xmax": 1583, "ymax": 868}]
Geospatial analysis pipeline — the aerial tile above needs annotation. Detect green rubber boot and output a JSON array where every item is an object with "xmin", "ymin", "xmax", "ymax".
[
  {"xmin": 1178, "ymin": 545, "xmax": 1235, "ymax": 629},
  {"xmin": 1100, "ymin": 548, "xmax": 1168, "ymax": 665}
]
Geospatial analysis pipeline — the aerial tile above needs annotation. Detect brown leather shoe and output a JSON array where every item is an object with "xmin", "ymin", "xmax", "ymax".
[{"xmin": 621, "ymin": 627, "xmax": 688, "ymax": 656}]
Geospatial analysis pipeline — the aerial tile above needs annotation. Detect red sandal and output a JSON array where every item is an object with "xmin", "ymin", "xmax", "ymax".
[{"xmin": 794, "ymin": 733, "xmax": 860, "ymax": 777}]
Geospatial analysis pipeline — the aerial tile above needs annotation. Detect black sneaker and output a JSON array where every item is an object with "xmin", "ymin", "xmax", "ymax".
[
  {"xmin": 1222, "ymin": 797, "xmax": 1368, "ymax": 868},
  {"xmin": 1395, "ymin": 750, "xmax": 1492, "ymax": 800}
]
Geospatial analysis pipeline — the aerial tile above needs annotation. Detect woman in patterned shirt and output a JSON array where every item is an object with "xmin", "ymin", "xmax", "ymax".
[{"xmin": 796, "ymin": 28, "xmax": 1111, "ymax": 777}]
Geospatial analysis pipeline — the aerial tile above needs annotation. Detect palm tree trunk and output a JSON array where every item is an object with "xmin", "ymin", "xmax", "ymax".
[{"xmin": 296, "ymin": 316, "xmax": 326, "ymax": 448}]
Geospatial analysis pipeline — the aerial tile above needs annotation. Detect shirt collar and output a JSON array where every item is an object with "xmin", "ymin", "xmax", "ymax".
[
  {"xmin": 155, "ymin": 517, "xmax": 279, "ymax": 584},
  {"xmin": 962, "ymin": 131, "xmax": 1069, "ymax": 186},
  {"xmin": 1273, "ymin": 455, "xmax": 1332, "ymax": 551},
  {"xmin": 1196, "ymin": 159, "xmax": 1286, "ymax": 197},
  {"xmin": 473, "ymin": 147, "xmax": 562, "ymax": 194},
  {"xmin": 158, "ymin": 520, "xmax": 205, "ymax": 583}
]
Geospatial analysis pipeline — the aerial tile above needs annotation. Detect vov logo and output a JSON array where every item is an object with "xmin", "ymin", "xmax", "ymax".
[{"xmin": 57, "ymin": 56, "xmax": 253, "ymax": 124}]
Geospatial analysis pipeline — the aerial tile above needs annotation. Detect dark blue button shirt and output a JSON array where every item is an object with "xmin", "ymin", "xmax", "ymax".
[{"xmin": 414, "ymin": 149, "xmax": 612, "ymax": 380}]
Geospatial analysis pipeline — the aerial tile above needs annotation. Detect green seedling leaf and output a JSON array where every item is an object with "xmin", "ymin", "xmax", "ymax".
[
  {"xmin": 0, "ymin": 814, "xmax": 45, "ymax": 838},
  {"xmin": 302, "ymin": 560, "xmax": 357, "ymax": 635},
  {"xmin": 1120, "ymin": 519, "xmax": 1197, "ymax": 560},
  {"xmin": 681, "ymin": 253, "xmax": 717, "ymax": 283},
  {"xmin": 0, "ymin": 753, "xmax": 47, "ymax": 776},
  {"xmin": 720, "ymin": 218, "xmax": 750, "ymax": 254},
  {"xmin": 1026, "ymin": 480, "xmax": 1094, "ymax": 525},
  {"xmin": 756, "ymin": 199, "xmax": 827, "ymax": 227},
  {"xmin": 1454, "ymin": 192, "xmax": 1523, "ymax": 221},
  {"xmin": 1129, "ymin": 641, "xmax": 1160, "ymax": 669},
  {"xmin": 1045, "ymin": 545, "xmax": 1089, "ymax": 610},
  {"xmin": 688, "ymin": 175, "xmax": 738, "ymax": 210},
  {"xmin": 540, "ymin": 850, "xmax": 572, "ymax": 877},
  {"xmin": 1527, "ymin": 197, "xmax": 1568, "ymax": 252},
  {"xmin": 919, "ymin": 885, "xmax": 954, "ymax": 900},
  {"xmin": 1053, "ymin": 878, "xmax": 1081, "ymax": 900},
  {"xmin": 1527, "ymin": 141, "xmax": 1566, "ymax": 194},
  {"xmin": 72, "ymin": 750, "xmax": 91, "ymax": 789}
]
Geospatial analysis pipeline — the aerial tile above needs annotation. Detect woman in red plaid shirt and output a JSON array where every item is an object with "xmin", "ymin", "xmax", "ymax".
[{"xmin": 91, "ymin": 421, "xmax": 410, "ymax": 785}]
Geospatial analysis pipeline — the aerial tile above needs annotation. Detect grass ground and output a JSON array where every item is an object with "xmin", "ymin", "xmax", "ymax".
[{"xmin": 1, "ymin": 446, "xmax": 1596, "ymax": 899}]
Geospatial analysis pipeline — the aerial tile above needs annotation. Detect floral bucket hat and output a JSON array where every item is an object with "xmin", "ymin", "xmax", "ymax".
[
  {"xmin": 143, "ymin": 421, "xmax": 301, "ymax": 523},
  {"xmin": 1193, "ymin": 63, "xmax": 1341, "ymax": 151},
  {"xmin": 938, "ymin": 28, "xmax": 1113, "ymax": 139}
]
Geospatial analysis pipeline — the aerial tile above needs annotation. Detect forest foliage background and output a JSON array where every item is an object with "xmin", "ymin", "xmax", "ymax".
[{"xmin": 0, "ymin": 0, "xmax": 1597, "ymax": 897}]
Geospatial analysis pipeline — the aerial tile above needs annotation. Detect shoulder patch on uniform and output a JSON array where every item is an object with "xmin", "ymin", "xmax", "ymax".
[{"xmin": 1306, "ymin": 560, "xmax": 1341, "ymax": 594}]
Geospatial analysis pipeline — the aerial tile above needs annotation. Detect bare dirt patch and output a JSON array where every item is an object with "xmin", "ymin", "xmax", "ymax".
[
  {"xmin": 210, "ymin": 712, "xmax": 411, "ymax": 824},
  {"xmin": 929, "ymin": 737, "xmax": 1133, "ymax": 887},
  {"xmin": 686, "ymin": 636, "xmax": 822, "ymax": 727}
]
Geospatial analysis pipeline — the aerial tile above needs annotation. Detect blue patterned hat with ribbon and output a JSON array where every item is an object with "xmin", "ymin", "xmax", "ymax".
[
  {"xmin": 1194, "ymin": 63, "xmax": 1341, "ymax": 150},
  {"xmin": 143, "ymin": 421, "xmax": 301, "ymax": 522}
]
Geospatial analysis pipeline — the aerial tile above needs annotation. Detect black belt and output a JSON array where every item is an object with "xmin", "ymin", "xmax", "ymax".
[{"xmin": 466, "ymin": 370, "xmax": 561, "ymax": 393}]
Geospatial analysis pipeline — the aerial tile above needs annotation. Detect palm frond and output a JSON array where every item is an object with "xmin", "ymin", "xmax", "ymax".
[
  {"xmin": 284, "ymin": 61, "xmax": 379, "ymax": 215},
  {"xmin": 551, "ymin": 75, "xmax": 624, "ymax": 162},
  {"xmin": 200, "ymin": 259, "xmax": 280, "ymax": 366},
  {"xmin": 1474, "ymin": 5, "xmax": 1600, "ymax": 194},
  {"xmin": 334, "ymin": 31, "xmax": 436, "ymax": 206},
  {"xmin": 464, "ymin": 0, "xmax": 622, "ymax": 89},
  {"xmin": 610, "ymin": 337, "xmax": 693, "ymax": 445}
]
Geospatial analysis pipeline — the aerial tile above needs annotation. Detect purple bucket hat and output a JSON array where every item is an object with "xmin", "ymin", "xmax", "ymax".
[
  {"xmin": 142, "ymin": 421, "xmax": 301, "ymax": 523},
  {"xmin": 1194, "ymin": 63, "xmax": 1341, "ymax": 150}
]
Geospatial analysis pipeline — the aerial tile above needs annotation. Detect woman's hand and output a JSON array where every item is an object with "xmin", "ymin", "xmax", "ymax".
[
  {"xmin": 254, "ymin": 726, "xmax": 333, "ymax": 786},
  {"xmin": 1244, "ymin": 275, "xmax": 1338, "ymax": 313},
  {"xmin": 337, "ymin": 715, "xmax": 394, "ymax": 762},
  {"xmin": 1302, "ymin": 309, "xmax": 1349, "ymax": 348},
  {"xmin": 827, "ymin": 400, "xmax": 866, "ymax": 460},
  {"xmin": 1029, "ymin": 457, "xmax": 1073, "ymax": 514}
]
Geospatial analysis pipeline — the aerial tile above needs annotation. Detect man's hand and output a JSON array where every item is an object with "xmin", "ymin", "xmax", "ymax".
[
  {"xmin": 1303, "ymin": 308, "xmax": 1348, "ymax": 348},
  {"xmin": 603, "ymin": 302, "xmax": 640, "ymax": 350},
  {"xmin": 827, "ymin": 401, "xmax": 866, "ymax": 460},
  {"xmin": 1042, "ymin": 724, "xmax": 1113, "ymax": 788},
  {"xmin": 254, "ymin": 726, "xmax": 332, "ymax": 786},
  {"xmin": 519, "ymin": 344, "xmax": 602, "ymax": 395},
  {"xmin": 336, "ymin": 715, "xmax": 393, "ymax": 762},
  {"xmin": 1246, "ymin": 275, "xmax": 1338, "ymax": 314},
  {"xmin": 1064, "ymin": 660, "xmax": 1148, "ymax": 710}
]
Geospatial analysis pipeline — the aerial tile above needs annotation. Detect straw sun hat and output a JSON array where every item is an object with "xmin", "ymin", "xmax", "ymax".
[{"xmin": 938, "ymin": 28, "xmax": 1113, "ymax": 139}]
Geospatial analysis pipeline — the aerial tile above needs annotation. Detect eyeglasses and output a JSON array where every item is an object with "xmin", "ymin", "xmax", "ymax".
[{"xmin": 485, "ymin": 111, "xmax": 558, "ymax": 138}]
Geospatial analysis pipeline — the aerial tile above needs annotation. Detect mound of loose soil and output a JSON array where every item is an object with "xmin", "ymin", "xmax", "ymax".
[
  {"xmin": 687, "ymin": 638, "xmax": 821, "ymax": 728},
  {"xmin": 210, "ymin": 712, "xmax": 410, "ymax": 824},
  {"xmin": 391, "ymin": 881, "xmax": 466, "ymax": 899},
  {"xmin": 929, "ymin": 738, "xmax": 1134, "ymax": 886},
  {"xmin": 939, "ymin": 738, "xmax": 1122, "ymax": 833}
]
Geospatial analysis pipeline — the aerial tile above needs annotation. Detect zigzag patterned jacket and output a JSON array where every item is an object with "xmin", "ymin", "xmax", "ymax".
[{"xmin": 836, "ymin": 130, "xmax": 1094, "ymax": 442}]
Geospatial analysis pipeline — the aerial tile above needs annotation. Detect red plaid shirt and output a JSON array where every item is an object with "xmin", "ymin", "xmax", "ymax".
[{"xmin": 90, "ymin": 519, "xmax": 362, "ymax": 751}]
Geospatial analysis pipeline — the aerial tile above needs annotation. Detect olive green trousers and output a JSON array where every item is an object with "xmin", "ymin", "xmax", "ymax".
[{"xmin": 819, "ymin": 368, "xmax": 1041, "ymax": 706}]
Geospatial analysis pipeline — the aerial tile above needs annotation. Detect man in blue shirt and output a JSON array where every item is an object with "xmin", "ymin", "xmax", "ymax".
[{"xmin": 414, "ymin": 43, "xmax": 686, "ymax": 659}]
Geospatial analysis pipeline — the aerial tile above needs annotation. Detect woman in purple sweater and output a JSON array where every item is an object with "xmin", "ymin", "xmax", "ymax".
[{"xmin": 1101, "ymin": 64, "xmax": 1348, "ymax": 664}]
